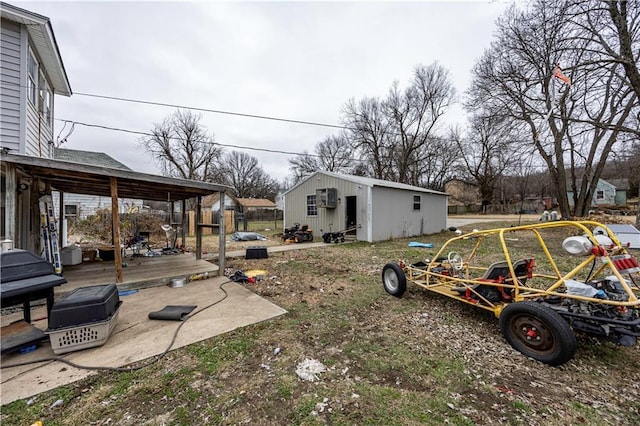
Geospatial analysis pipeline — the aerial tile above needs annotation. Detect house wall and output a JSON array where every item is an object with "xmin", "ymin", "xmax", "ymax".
[
  {"xmin": 0, "ymin": 19, "xmax": 23, "ymax": 153},
  {"xmin": 568, "ymin": 180, "xmax": 618, "ymax": 207},
  {"xmin": 52, "ymin": 192, "xmax": 144, "ymax": 219},
  {"xmin": 614, "ymin": 190, "xmax": 627, "ymax": 205},
  {"xmin": 371, "ymin": 186, "xmax": 447, "ymax": 241}
]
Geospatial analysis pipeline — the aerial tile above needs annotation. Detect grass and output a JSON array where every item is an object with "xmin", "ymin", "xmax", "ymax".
[{"xmin": 3, "ymin": 218, "xmax": 640, "ymax": 425}]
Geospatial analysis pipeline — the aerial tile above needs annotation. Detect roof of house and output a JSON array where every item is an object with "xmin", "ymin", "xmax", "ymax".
[
  {"xmin": 1, "ymin": 2, "xmax": 72, "ymax": 96},
  {"xmin": 201, "ymin": 192, "xmax": 239, "ymax": 208},
  {"xmin": 54, "ymin": 148, "xmax": 131, "ymax": 171},
  {"xmin": 606, "ymin": 178, "xmax": 629, "ymax": 190},
  {"xmin": 283, "ymin": 171, "xmax": 448, "ymax": 196},
  {"xmin": 237, "ymin": 198, "xmax": 276, "ymax": 208}
]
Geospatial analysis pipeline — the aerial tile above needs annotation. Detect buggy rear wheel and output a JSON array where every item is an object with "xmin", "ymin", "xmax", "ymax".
[
  {"xmin": 382, "ymin": 263, "xmax": 406, "ymax": 297},
  {"xmin": 500, "ymin": 302, "xmax": 576, "ymax": 366}
]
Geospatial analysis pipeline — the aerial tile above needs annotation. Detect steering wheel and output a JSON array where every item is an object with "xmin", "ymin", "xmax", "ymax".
[{"xmin": 447, "ymin": 251, "xmax": 464, "ymax": 270}]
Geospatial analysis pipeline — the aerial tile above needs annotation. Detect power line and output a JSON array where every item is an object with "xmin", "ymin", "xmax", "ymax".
[{"xmin": 73, "ymin": 91, "xmax": 348, "ymax": 131}]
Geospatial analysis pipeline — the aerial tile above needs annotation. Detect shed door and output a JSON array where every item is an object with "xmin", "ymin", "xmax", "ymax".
[{"xmin": 345, "ymin": 196, "xmax": 357, "ymax": 235}]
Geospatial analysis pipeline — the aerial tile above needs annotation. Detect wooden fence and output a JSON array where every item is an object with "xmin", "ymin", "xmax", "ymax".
[{"xmin": 186, "ymin": 210, "xmax": 235, "ymax": 235}]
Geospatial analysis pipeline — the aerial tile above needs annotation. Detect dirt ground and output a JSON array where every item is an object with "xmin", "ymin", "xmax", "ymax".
[{"xmin": 2, "ymin": 216, "xmax": 639, "ymax": 425}]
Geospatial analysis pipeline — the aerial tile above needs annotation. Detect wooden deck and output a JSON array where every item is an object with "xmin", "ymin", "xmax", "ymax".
[{"xmin": 57, "ymin": 253, "xmax": 219, "ymax": 296}]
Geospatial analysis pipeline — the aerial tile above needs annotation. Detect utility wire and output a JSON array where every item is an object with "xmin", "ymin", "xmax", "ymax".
[{"xmin": 74, "ymin": 91, "xmax": 348, "ymax": 130}]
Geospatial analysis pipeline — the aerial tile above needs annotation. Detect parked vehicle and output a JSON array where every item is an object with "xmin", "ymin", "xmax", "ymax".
[
  {"xmin": 282, "ymin": 223, "xmax": 314, "ymax": 243},
  {"xmin": 381, "ymin": 220, "xmax": 640, "ymax": 365}
]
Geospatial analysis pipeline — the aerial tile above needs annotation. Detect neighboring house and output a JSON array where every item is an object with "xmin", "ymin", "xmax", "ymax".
[
  {"xmin": 202, "ymin": 192, "xmax": 238, "ymax": 211},
  {"xmin": 444, "ymin": 178, "xmax": 479, "ymax": 214},
  {"xmin": 0, "ymin": 2, "xmax": 72, "ymax": 158},
  {"xmin": 567, "ymin": 178, "xmax": 628, "ymax": 207},
  {"xmin": 237, "ymin": 198, "xmax": 276, "ymax": 212},
  {"xmin": 52, "ymin": 148, "xmax": 143, "ymax": 219},
  {"xmin": 283, "ymin": 171, "xmax": 448, "ymax": 243},
  {"xmin": 274, "ymin": 189, "xmax": 285, "ymax": 210}
]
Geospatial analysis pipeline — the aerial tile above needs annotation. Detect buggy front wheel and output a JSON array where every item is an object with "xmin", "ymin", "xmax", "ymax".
[
  {"xmin": 382, "ymin": 263, "xmax": 407, "ymax": 297},
  {"xmin": 500, "ymin": 302, "xmax": 576, "ymax": 366}
]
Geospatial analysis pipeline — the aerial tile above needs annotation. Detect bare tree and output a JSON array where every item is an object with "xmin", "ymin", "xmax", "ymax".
[
  {"xmin": 342, "ymin": 96, "xmax": 393, "ymax": 180},
  {"xmin": 468, "ymin": 2, "xmax": 638, "ymax": 218},
  {"xmin": 216, "ymin": 151, "xmax": 278, "ymax": 199},
  {"xmin": 385, "ymin": 63, "xmax": 456, "ymax": 185},
  {"xmin": 140, "ymin": 109, "xmax": 222, "ymax": 181},
  {"xmin": 452, "ymin": 115, "xmax": 516, "ymax": 210},
  {"xmin": 288, "ymin": 134, "xmax": 355, "ymax": 183}
]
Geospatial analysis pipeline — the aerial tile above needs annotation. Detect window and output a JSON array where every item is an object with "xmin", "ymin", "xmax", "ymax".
[
  {"xmin": 413, "ymin": 195, "xmax": 421, "ymax": 211},
  {"xmin": 64, "ymin": 204, "xmax": 78, "ymax": 218},
  {"xmin": 596, "ymin": 190, "xmax": 605, "ymax": 200},
  {"xmin": 27, "ymin": 49, "xmax": 38, "ymax": 105},
  {"xmin": 39, "ymin": 72, "xmax": 52, "ymax": 126},
  {"xmin": 306, "ymin": 195, "xmax": 317, "ymax": 216}
]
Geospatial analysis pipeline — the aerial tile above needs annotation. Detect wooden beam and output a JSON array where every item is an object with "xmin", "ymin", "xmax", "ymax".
[
  {"xmin": 218, "ymin": 191, "xmax": 226, "ymax": 275},
  {"xmin": 58, "ymin": 191, "xmax": 64, "ymax": 248},
  {"xmin": 181, "ymin": 199, "xmax": 186, "ymax": 248},
  {"xmin": 110, "ymin": 177, "xmax": 123, "ymax": 283},
  {"xmin": 196, "ymin": 195, "xmax": 202, "ymax": 260}
]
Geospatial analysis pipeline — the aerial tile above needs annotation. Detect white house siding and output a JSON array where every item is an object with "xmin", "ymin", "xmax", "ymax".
[
  {"xmin": 52, "ymin": 192, "xmax": 144, "ymax": 219},
  {"xmin": 0, "ymin": 19, "xmax": 23, "ymax": 152},
  {"xmin": 25, "ymin": 90, "xmax": 53, "ymax": 158},
  {"xmin": 370, "ymin": 186, "xmax": 447, "ymax": 241}
]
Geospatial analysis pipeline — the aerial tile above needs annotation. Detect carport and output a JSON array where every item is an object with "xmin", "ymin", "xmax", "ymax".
[{"xmin": 1, "ymin": 152, "xmax": 233, "ymax": 282}]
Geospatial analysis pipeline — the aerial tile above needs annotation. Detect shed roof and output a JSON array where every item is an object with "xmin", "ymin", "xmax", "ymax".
[
  {"xmin": 3, "ymin": 153, "xmax": 232, "ymax": 202},
  {"xmin": 1, "ymin": 2, "xmax": 72, "ymax": 96},
  {"xmin": 284, "ymin": 171, "xmax": 448, "ymax": 196}
]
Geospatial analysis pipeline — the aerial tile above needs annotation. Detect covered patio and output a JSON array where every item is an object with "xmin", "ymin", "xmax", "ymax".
[{"xmin": 2, "ymin": 152, "xmax": 233, "ymax": 284}]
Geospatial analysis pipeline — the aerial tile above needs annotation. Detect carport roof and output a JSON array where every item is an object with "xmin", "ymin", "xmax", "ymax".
[{"xmin": 3, "ymin": 153, "xmax": 232, "ymax": 202}]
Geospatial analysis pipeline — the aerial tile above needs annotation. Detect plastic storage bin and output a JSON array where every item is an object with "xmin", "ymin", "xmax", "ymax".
[
  {"xmin": 60, "ymin": 245, "xmax": 82, "ymax": 266},
  {"xmin": 47, "ymin": 284, "xmax": 120, "ymax": 329}
]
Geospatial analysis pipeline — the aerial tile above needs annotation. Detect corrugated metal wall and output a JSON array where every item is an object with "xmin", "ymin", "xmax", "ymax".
[
  {"xmin": 0, "ymin": 19, "xmax": 22, "ymax": 152},
  {"xmin": 284, "ymin": 174, "xmax": 365, "ymax": 239},
  {"xmin": 371, "ymin": 186, "xmax": 447, "ymax": 241}
]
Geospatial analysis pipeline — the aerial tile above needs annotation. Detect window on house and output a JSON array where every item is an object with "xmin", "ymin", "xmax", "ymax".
[
  {"xmin": 306, "ymin": 195, "xmax": 317, "ymax": 216},
  {"xmin": 413, "ymin": 195, "xmax": 421, "ymax": 211},
  {"xmin": 27, "ymin": 49, "xmax": 38, "ymax": 105},
  {"xmin": 596, "ymin": 190, "xmax": 605, "ymax": 200},
  {"xmin": 39, "ymin": 72, "xmax": 52, "ymax": 126},
  {"xmin": 64, "ymin": 204, "xmax": 78, "ymax": 218}
]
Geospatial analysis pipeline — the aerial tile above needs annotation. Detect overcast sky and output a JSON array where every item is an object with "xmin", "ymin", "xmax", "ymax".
[{"xmin": 20, "ymin": 0, "xmax": 511, "ymax": 183}]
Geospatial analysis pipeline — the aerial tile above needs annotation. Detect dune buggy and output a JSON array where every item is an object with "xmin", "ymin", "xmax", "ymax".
[{"xmin": 382, "ymin": 220, "xmax": 640, "ymax": 365}]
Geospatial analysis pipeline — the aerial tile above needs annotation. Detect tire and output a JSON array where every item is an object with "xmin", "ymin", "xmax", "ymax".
[
  {"xmin": 499, "ymin": 302, "xmax": 576, "ymax": 366},
  {"xmin": 382, "ymin": 263, "xmax": 407, "ymax": 297}
]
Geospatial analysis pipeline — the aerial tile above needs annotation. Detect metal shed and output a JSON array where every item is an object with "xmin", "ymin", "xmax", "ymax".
[{"xmin": 283, "ymin": 171, "xmax": 448, "ymax": 242}]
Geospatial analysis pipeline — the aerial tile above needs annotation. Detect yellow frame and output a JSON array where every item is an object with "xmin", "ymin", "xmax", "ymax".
[{"xmin": 402, "ymin": 220, "xmax": 640, "ymax": 318}]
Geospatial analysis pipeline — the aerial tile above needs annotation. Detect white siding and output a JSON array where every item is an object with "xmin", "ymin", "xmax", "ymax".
[
  {"xmin": 0, "ymin": 19, "xmax": 22, "ymax": 152},
  {"xmin": 52, "ymin": 192, "xmax": 144, "ymax": 219}
]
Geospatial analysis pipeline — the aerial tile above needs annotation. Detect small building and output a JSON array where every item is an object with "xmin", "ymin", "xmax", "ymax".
[
  {"xmin": 282, "ymin": 171, "xmax": 448, "ymax": 242},
  {"xmin": 237, "ymin": 198, "xmax": 276, "ymax": 212},
  {"xmin": 568, "ymin": 178, "xmax": 629, "ymax": 207}
]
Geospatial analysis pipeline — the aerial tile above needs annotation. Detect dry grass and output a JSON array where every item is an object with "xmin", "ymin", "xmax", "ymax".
[{"xmin": 2, "ymin": 218, "xmax": 639, "ymax": 425}]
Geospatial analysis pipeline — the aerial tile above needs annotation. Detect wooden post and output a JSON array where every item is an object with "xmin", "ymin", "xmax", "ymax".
[
  {"xmin": 218, "ymin": 191, "xmax": 225, "ymax": 275},
  {"xmin": 110, "ymin": 177, "xmax": 123, "ymax": 283},
  {"xmin": 196, "ymin": 195, "xmax": 202, "ymax": 260},
  {"xmin": 181, "ymin": 199, "xmax": 186, "ymax": 248}
]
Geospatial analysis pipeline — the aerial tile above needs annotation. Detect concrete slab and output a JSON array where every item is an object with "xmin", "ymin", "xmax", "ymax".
[{"xmin": 0, "ymin": 277, "xmax": 286, "ymax": 404}]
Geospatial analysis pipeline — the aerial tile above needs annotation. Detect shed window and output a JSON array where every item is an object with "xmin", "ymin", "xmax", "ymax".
[
  {"xmin": 413, "ymin": 195, "xmax": 421, "ymax": 211},
  {"xmin": 596, "ymin": 190, "xmax": 605, "ymax": 200},
  {"xmin": 306, "ymin": 195, "xmax": 317, "ymax": 216}
]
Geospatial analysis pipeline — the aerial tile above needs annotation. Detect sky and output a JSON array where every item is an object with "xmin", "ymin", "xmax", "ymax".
[{"xmin": 19, "ymin": 0, "xmax": 512, "ymax": 184}]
